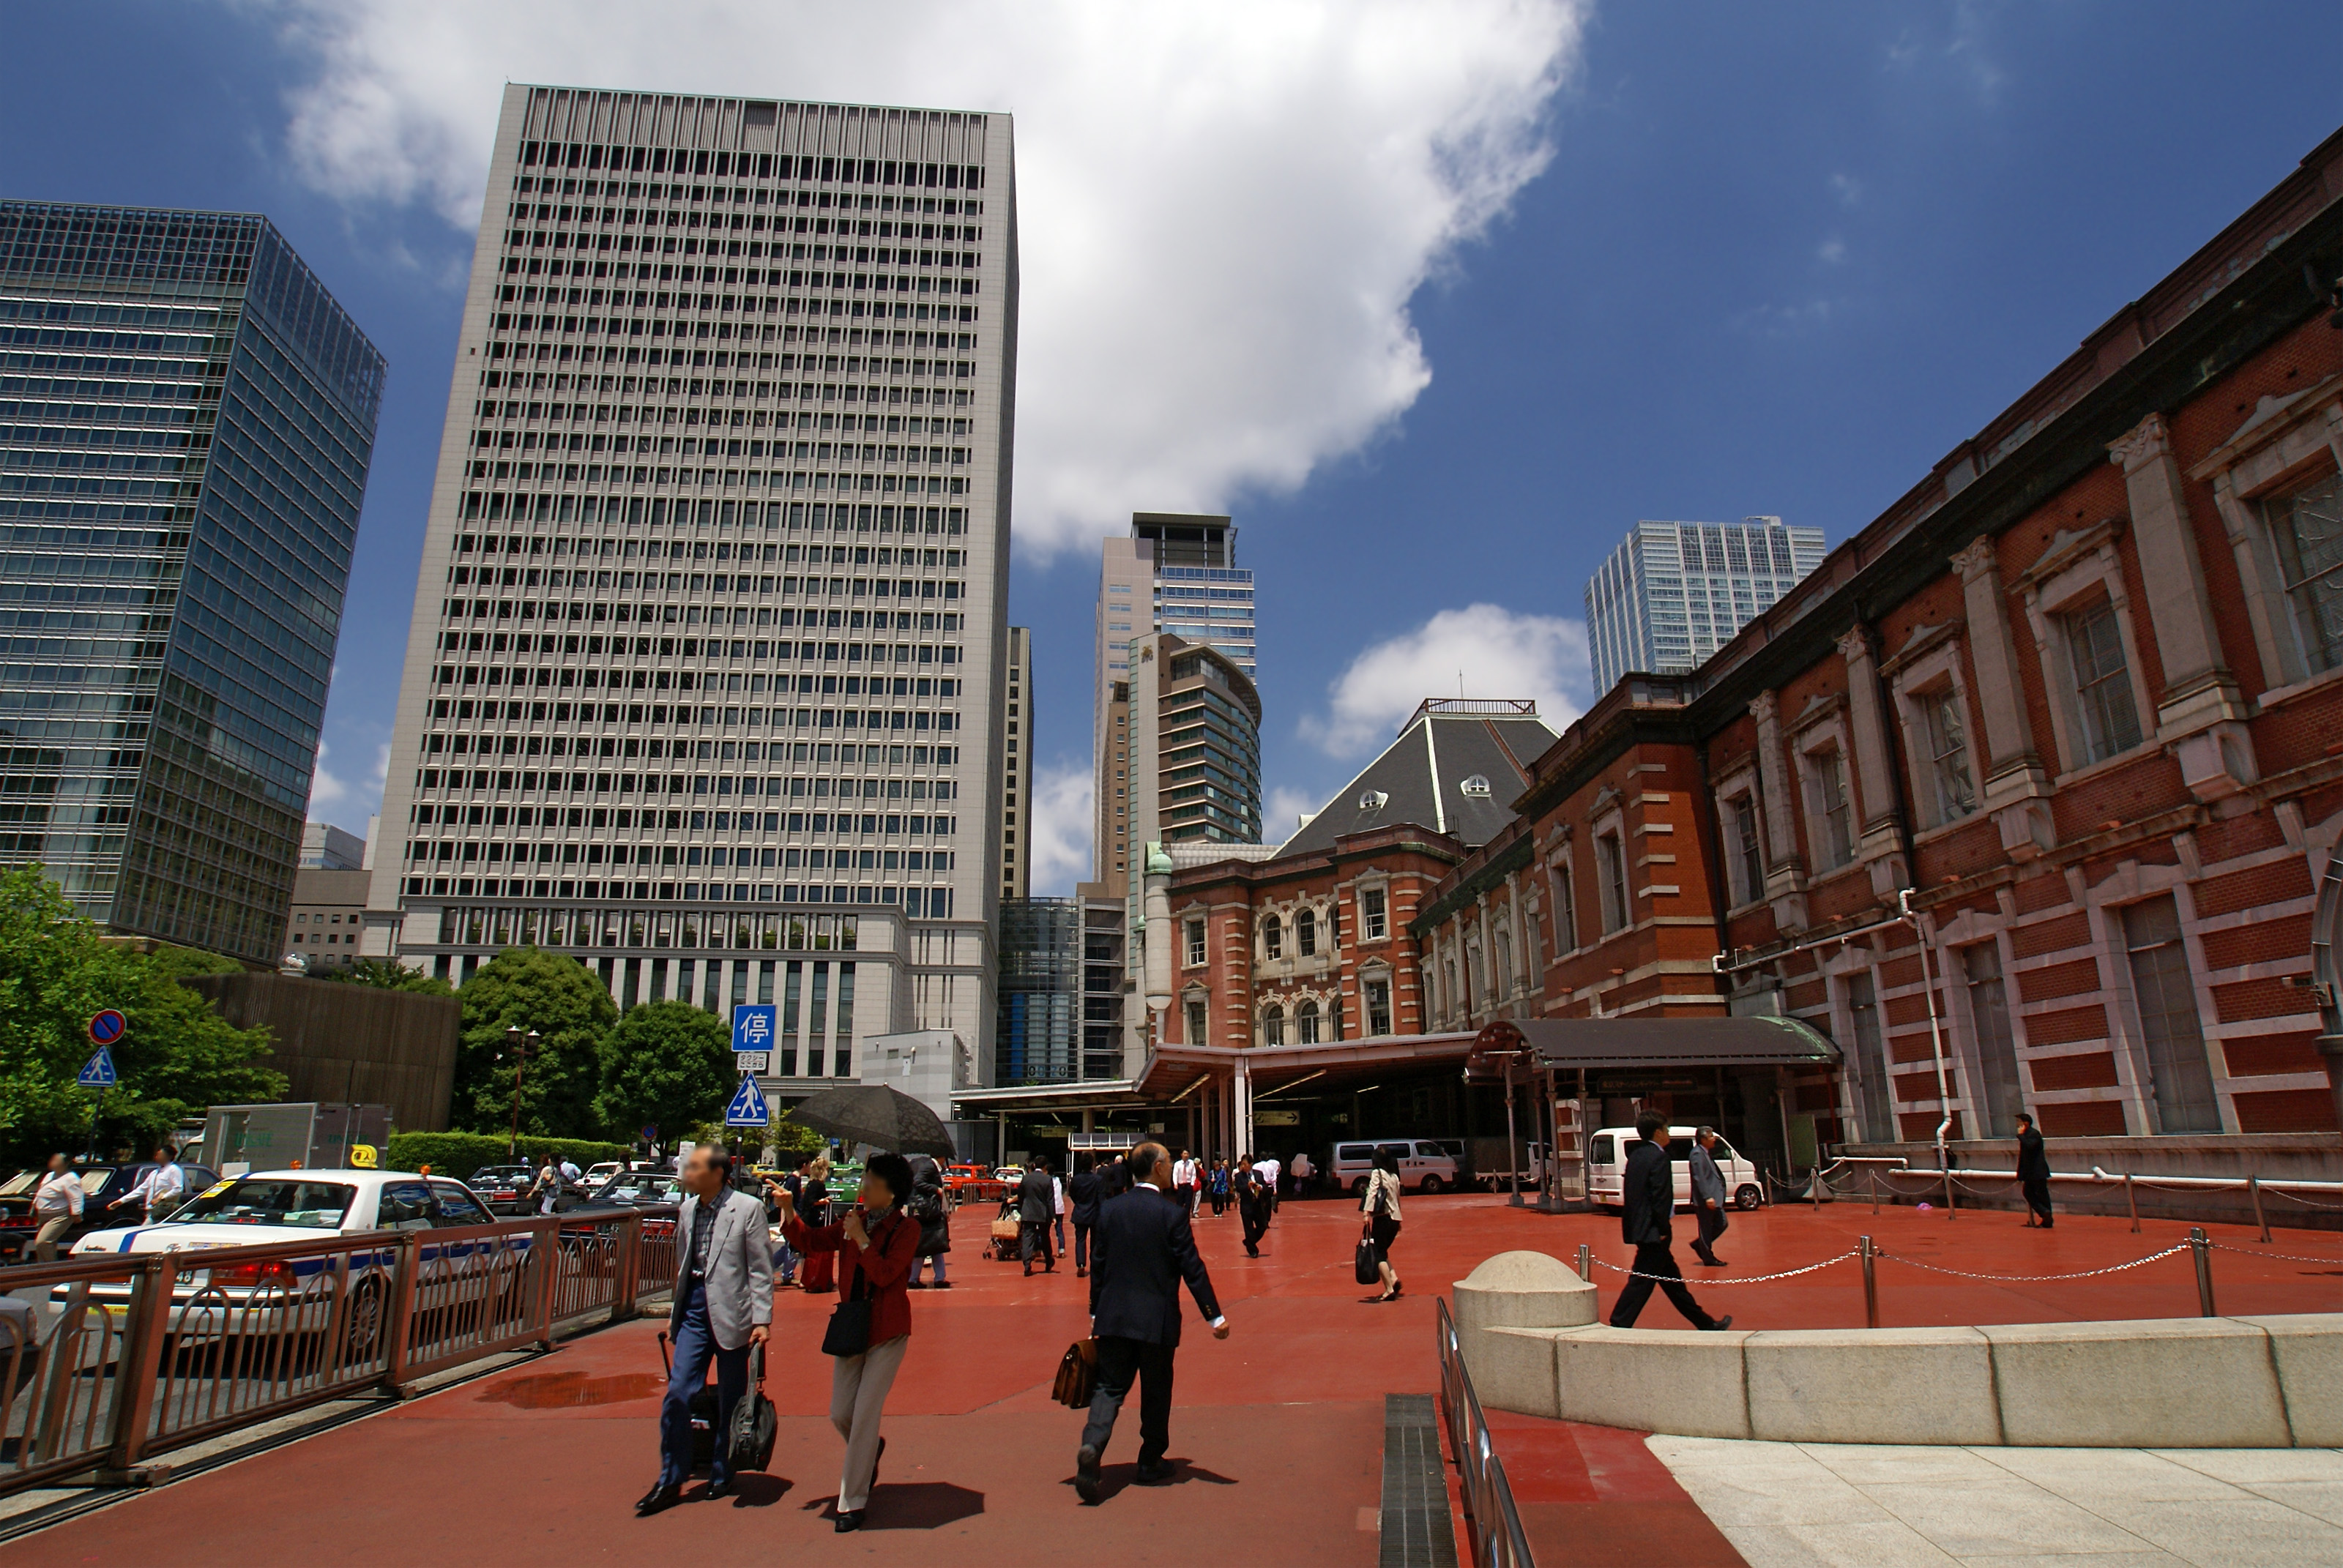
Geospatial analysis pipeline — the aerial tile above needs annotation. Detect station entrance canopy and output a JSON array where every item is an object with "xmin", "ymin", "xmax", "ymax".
[{"xmin": 1466, "ymin": 1016, "xmax": 1841, "ymax": 1079}]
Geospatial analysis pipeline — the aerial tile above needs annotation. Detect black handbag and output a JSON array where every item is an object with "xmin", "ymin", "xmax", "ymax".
[
  {"xmin": 727, "ymin": 1345, "xmax": 778, "ymax": 1472},
  {"xmin": 1355, "ymin": 1235, "xmax": 1381, "ymax": 1285},
  {"xmin": 819, "ymin": 1213, "xmax": 890, "ymax": 1357}
]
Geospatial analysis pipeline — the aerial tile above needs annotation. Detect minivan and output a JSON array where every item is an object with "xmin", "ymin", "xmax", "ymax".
[
  {"xmin": 1584, "ymin": 1127, "xmax": 1763, "ymax": 1214},
  {"xmin": 1328, "ymin": 1140, "xmax": 1461, "ymax": 1196}
]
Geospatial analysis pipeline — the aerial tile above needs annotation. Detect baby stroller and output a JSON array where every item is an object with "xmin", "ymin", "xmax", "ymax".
[{"xmin": 988, "ymin": 1195, "xmax": 1022, "ymax": 1261}]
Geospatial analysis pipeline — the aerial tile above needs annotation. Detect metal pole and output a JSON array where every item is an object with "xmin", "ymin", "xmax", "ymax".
[
  {"xmin": 1576, "ymin": 1242, "xmax": 1591, "ymax": 1285},
  {"xmin": 1898, "ymin": 889, "xmax": 1957, "ymax": 1218},
  {"xmin": 2250, "ymin": 1175, "xmax": 2270, "ymax": 1243},
  {"xmin": 1860, "ymin": 1235, "xmax": 1879, "ymax": 1329},
  {"xmin": 2189, "ymin": 1226, "xmax": 2216, "ymax": 1317},
  {"xmin": 1503, "ymin": 1061, "xmax": 1522, "ymax": 1208},
  {"xmin": 2125, "ymin": 1172, "xmax": 2139, "ymax": 1233}
]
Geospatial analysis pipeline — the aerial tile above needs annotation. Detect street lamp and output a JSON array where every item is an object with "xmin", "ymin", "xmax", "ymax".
[{"xmin": 502, "ymin": 1025, "xmax": 541, "ymax": 1159}]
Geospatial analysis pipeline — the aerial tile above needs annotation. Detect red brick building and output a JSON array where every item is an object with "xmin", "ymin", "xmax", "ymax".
[{"xmin": 1418, "ymin": 128, "xmax": 2343, "ymax": 1155}]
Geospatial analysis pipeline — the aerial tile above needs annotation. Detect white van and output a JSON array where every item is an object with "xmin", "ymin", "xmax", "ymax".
[
  {"xmin": 1585, "ymin": 1127, "xmax": 1763, "ymax": 1214},
  {"xmin": 1328, "ymin": 1140, "xmax": 1461, "ymax": 1196}
]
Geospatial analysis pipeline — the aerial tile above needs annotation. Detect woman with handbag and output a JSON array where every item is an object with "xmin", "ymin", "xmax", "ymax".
[
  {"xmin": 773, "ymin": 1151, "xmax": 920, "ymax": 1533},
  {"xmin": 1360, "ymin": 1146, "xmax": 1404, "ymax": 1302},
  {"xmin": 905, "ymin": 1154, "xmax": 953, "ymax": 1289},
  {"xmin": 798, "ymin": 1156, "xmax": 835, "ymax": 1294}
]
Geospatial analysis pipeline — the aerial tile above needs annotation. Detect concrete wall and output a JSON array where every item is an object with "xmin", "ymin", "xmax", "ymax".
[
  {"xmin": 181, "ymin": 972, "xmax": 459, "ymax": 1132},
  {"xmin": 1837, "ymin": 1134, "xmax": 2343, "ymax": 1231},
  {"xmin": 1468, "ymin": 1310, "xmax": 2343, "ymax": 1449}
]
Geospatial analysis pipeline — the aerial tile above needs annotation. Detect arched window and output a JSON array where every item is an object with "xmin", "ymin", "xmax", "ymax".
[
  {"xmin": 1262, "ymin": 1004, "xmax": 1285, "ymax": 1046},
  {"xmin": 1297, "ymin": 998, "xmax": 1322, "ymax": 1044},
  {"xmin": 1296, "ymin": 906, "xmax": 1317, "ymax": 957},
  {"xmin": 1262, "ymin": 913, "xmax": 1283, "ymax": 958}
]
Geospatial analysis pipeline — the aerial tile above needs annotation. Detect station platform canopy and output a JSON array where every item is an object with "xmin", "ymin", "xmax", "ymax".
[{"xmin": 1466, "ymin": 1015, "xmax": 1841, "ymax": 1078}]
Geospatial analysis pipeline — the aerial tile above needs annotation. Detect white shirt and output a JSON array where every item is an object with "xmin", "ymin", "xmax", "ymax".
[
  {"xmin": 1051, "ymin": 1176, "xmax": 1066, "ymax": 1214},
  {"xmin": 34, "ymin": 1171, "xmax": 84, "ymax": 1219},
  {"xmin": 1173, "ymin": 1158, "xmax": 1197, "ymax": 1188},
  {"xmin": 124, "ymin": 1162, "xmax": 184, "ymax": 1208},
  {"xmin": 559, "ymin": 1161, "xmax": 581, "ymax": 1181},
  {"xmin": 1289, "ymin": 1153, "xmax": 1313, "ymax": 1178},
  {"xmin": 1255, "ymin": 1158, "xmax": 1281, "ymax": 1184}
]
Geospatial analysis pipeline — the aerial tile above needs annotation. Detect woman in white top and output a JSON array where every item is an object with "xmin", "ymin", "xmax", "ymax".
[{"xmin": 1359, "ymin": 1146, "xmax": 1404, "ymax": 1302}]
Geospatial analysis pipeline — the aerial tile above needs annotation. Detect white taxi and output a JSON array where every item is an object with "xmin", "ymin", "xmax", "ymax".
[{"xmin": 59, "ymin": 1169, "xmax": 524, "ymax": 1352}]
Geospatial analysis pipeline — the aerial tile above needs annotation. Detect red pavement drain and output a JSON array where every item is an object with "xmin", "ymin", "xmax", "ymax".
[{"xmin": 16, "ymin": 1192, "xmax": 2343, "ymax": 1566}]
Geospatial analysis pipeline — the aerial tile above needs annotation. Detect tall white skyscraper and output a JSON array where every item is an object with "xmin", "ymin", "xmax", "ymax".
[
  {"xmin": 368, "ymin": 85, "xmax": 1016, "ymax": 1105},
  {"xmin": 1091, "ymin": 512, "xmax": 1256, "ymax": 891},
  {"xmin": 1584, "ymin": 517, "xmax": 1825, "ymax": 692}
]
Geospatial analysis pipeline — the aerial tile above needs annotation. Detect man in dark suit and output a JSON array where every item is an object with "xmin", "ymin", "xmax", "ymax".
[
  {"xmin": 1017, "ymin": 1157, "xmax": 1057, "ymax": 1275},
  {"xmin": 1234, "ymin": 1154, "xmax": 1271, "ymax": 1257},
  {"xmin": 2016, "ymin": 1112, "xmax": 2054, "ymax": 1228},
  {"xmin": 1076, "ymin": 1141, "xmax": 1229, "ymax": 1502},
  {"xmin": 1607, "ymin": 1111, "xmax": 1732, "ymax": 1332},
  {"xmin": 1069, "ymin": 1154, "xmax": 1103, "ymax": 1278}
]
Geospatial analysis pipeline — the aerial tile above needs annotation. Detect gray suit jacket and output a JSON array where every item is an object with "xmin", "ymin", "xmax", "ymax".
[
  {"xmin": 668, "ymin": 1189, "xmax": 774, "ymax": 1351},
  {"xmin": 1689, "ymin": 1145, "xmax": 1726, "ymax": 1207}
]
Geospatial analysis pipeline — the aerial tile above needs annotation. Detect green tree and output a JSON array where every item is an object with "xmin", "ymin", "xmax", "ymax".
[
  {"xmin": 318, "ymin": 957, "xmax": 455, "ymax": 996},
  {"xmin": 597, "ymin": 1000, "xmax": 734, "ymax": 1148},
  {"xmin": 0, "ymin": 868, "xmax": 285, "ymax": 1165},
  {"xmin": 452, "ymin": 947, "xmax": 614, "ymax": 1142}
]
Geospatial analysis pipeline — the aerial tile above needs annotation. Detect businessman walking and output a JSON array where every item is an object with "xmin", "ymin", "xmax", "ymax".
[
  {"xmin": 1076, "ymin": 1141, "xmax": 1228, "ymax": 1502},
  {"xmin": 1607, "ymin": 1112, "xmax": 1732, "ymax": 1332},
  {"xmin": 1017, "ymin": 1157, "xmax": 1058, "ymax": 1276},
  {"xmin": 640, "ymin": 1146, "xmax": 772, "ymax": 1515}
]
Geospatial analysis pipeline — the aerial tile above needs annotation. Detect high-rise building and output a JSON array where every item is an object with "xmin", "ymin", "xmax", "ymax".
[
  {"xmin": 995, "ymin": 895, "xmax": 1076, "ymax": 1083},
  {"xmin": 302, "ymin": 822, "xmax": 367, "ymax": 869},
  {"xmin": 368, "ymin": 86, "xmax": 1016, "ymax": 1106},
  {"xmin": 1092, "ymin": 512, "xmax": 1255, "ymax": 892},
  {"xmin": 0, "ymin": 203, "xmax": 384, "ymax": 963},
  {"xmin": 1584, "ymin": 517, "xmax": 1825, "ymax": 693},
  {"xmin": 997, "ymin": 624, "xmax": 1028, "ymax": 900}
]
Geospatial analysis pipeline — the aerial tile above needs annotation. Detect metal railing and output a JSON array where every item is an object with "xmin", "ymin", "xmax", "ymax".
[
  {"xmin": 0, "ymin": 1203, "xmax": 679, "ymax": 1497},
  {"xmin": 1434, "ymin": 1298, "xmax": 1536, "ymax": 1568}
]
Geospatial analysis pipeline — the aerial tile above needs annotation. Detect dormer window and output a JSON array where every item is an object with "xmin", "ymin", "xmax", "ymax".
[
  {"xmin": 1459, "ymin": 774, "xmax": 1491, "ymax": 797},
  {"xmin": 1358, "ymin": 789, "xmax": 1388, "ymax": 811}
]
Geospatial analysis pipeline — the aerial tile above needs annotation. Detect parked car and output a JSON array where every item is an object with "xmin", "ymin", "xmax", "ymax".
[
  {"xmin": 586, "ymin": 1170, "xmax": 685, "ymax": 1209},
  {"xmin": 0, "ymin": 1161, "xmax": 220, "ymax": 1263},
  {"xmin": 1584, "ymin": 1127, "xmax": 1764, "ymax": 1213},
  {"xmin": 58, "ymin": 1170, "xmax": 518, "ymax": 1354},
  {"xmin": 1328, "ymin": 1140, "xmax": 1460, "ymax": 1197},
  {"xmin": 581, "ymin": 1162, "xmax": 627, "ymax": 1190},
  {"xmin": 943, "ymin": 1164, "xmax": 1007, "ymax": 1204},
  {"xmin": 468, "ymin": 1164, "xmax": 545, "ymax": 1214}
]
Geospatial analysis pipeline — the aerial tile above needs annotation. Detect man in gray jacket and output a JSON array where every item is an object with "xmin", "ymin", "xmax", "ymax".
[
  {"xmin": 1689, "ymin": 1127, "xmax": 1729, "ymax": 1266},
  {"xmin": 641, "ymin": 1146, "xmax": 772, "ymax": 1515}
]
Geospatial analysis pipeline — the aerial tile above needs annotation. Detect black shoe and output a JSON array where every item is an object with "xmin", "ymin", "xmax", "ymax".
[
  {"xmin": 636, "ymin": 1483, "xmax": 682, "ymax": 1516},
  {"xmin": 1024, "ymin": 1266, "xmax": 1033, "ymax": 1276},
  {"xmin": 1134, "ymin": 1460, "xmax": 1176, "ymax": 1485},
  {"xmin": 1046, "ymin": 1261, "xmax": 1057, "ymax": 1273},
  {"xmin": 1702, "ymin": 1315, "xmax": 1734, "ymax": 1332},
  {"xmin": 704, "ymin": 1479, "xmax": 734, "ymax": 1501},
  {"xmin": 834, "ymin": 1510, "xmax": 865, "ymax": 1533},
  {"xmin": 934, "ymin": 1280, "xmax": 954, "ymax": 1289},
  {"xmin": 1075, "ymin": 1444, "xmax": 1103, "ymax": 1504}
]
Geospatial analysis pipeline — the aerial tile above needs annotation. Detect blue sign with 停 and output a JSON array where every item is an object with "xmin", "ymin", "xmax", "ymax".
[
  {"xmin": 724, "ymin": 1074, "xmax": 770, "ymax": 1127},
  {"xmin": 731, "ymin": 1002, "xmax": 777, "ymax": 1055},
  {"xmin": 77, "ymin": 1046, "xmax": 118, "ymax": 1089}
]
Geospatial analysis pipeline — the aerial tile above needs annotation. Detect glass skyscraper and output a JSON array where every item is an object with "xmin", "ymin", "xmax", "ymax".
[
  {"xmin": 1584, "ymin": 517, "xmax": 1826, "ymax": 694},
  {"xmin": 996, "ymin": 895, "xmax": 1078, "ymax": 1083},
  {"xmin": 0, "ymin": 204, "xmax": 383, "ymax": 963}
]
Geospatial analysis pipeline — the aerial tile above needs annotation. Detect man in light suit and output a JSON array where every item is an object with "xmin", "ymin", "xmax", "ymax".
[
  {"xmin": 1075, "ymin": 1141, "xmax": 1229, "ymax": 1503},
  {"xmin": 640, "ymin": 1146, "xmax": 772, "ymax": 1515},
  {"xmin": 1689, "ymin": 1126, "xmax": 1730, "ymax": 1267}
]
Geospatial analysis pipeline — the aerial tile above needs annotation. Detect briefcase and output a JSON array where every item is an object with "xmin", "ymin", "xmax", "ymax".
[
  {"xmin": 728, "ymin": 1345, "xmax": 778, "ymax": 1472},
  {"xmin": 1052, "ymin": 1337, "xmax": 1098, "ymax": 1409}
]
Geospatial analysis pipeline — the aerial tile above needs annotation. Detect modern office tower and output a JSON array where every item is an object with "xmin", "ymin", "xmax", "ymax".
[
  {"xmin": 1076, "ymin": 881, "xmax": 1125, "ymax": 1080},
  {"xmin": 1584, "ymin": 517, "xmax": 1825, "ymax": 693},
  {"xmin": 0, "ymin": 204, "xmax": 383, "ymax": 963},
  {"xmin": 1092, "ymin": 512, "xmax": 1254, "ymax": 891},
  {"xmin": 301, "ymin": 822, "xmax": 367, "ymax": 869},
  {"xmin": 369, "ymin": 86, "xmax": 1016, "ymax": 1106},
  {"xmin": 1093, "ymin": 676, "xmax": 1131, "ymax": 895},
  {"xmin": 995, "ymin": 895, "xmax": 1077, "ymax": 1083},
  {"xmin": 997, "ymin": 624, "xmax": 1028, "ymax": 900}
]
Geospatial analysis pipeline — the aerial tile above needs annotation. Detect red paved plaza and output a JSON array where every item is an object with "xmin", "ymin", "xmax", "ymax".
[{"xmin": 18, "ymin": 1193, "xmax": 2343, "ymax": 1567}]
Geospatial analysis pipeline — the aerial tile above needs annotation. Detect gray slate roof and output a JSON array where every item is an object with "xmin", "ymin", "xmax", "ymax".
[{"xmin": 1275, "ymin": 711, "xmax": 1554, "ymax": 860}]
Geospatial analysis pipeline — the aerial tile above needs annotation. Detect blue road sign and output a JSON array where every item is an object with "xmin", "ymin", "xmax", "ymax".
[
  {"xmin": 731, "ymin": 1002, "xmax": 777, "ymax": 1055},
  {"xmin": 77, "ymin": 1045, "xmax": 118, "ymax": 1089},
  {"xmin": 87, "ymin": 1009, "xmax": 126, "ymax": 1045},
  {"xmin": 724, "ymin": 1074, "xmax": 770, "ymax": 1127}
]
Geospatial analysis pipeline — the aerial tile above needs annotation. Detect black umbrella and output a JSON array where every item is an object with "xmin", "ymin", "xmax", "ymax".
[{"xmin": 786, "ymin": 1083, "xmax": 956, "ymax": 1158}]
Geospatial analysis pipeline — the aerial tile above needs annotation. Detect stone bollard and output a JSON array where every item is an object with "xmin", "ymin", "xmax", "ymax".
[{"xmin": 1451, "ymin": 1250, "xmax": 1598, "ymax": 1412}]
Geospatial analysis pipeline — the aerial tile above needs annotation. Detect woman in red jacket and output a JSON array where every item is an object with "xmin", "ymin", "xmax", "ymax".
[{"xmin": 774, "ymin": 1150, "xmax": 920, "ymax": 1532}]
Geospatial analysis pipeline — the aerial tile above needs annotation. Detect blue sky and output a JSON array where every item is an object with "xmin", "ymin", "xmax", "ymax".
[{"xmin": 6, "ymin": 2, "xmax": 2337, "ymax": 892}]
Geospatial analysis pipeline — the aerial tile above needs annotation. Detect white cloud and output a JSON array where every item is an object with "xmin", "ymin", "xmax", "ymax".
[
  {"xmin": 1263, "ymin": 784, "xmax": 1324, "ymax": 844},
  {"xmin": 1300, "ymin": 602, "xmax": 1588, "ymax": 757},
  {"xmin": 306, "ymin": 738, "xmax": 389, "ymax": 832},
  {"xmin": 1024, "ymin": 761, "xmax": 1095, "ymax": 896},
  {"xmin": 1817, "ymin": 236, "xmax": 1847, "ymax": 265},
  {"xmin": 253, "ymin": 0, "xmax": 1587, "ymax": 555},
  {"xmin": 1829, "ymin": 172, "xmax": 1862, "ymax": 207}
]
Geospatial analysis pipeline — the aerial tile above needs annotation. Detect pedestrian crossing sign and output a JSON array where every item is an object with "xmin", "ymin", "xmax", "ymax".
[
  {"xmin": 77, "ymin": 1045, "xmax": 118, "ymax": 1089},
  {"xmin": 724, "ymin": 1074, "xmax": 770, "ymax": 1127}
]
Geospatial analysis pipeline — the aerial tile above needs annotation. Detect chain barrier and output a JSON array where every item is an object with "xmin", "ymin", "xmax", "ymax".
[
  {"xmin": 1584, "ymin": 1250, "xmax": 1860, "ymax": 1285},
  {"xmin": 2208, "ymin": 1239, "xmax": 2343, "ymax": 1268},
  {"xmin": 2262, "ymin": 1185, "xmax": 2343, "ymax": 1212},
  {"xmin": 1869, "ymin": 1244, "xmax": 2189, "ymax": 1283}
]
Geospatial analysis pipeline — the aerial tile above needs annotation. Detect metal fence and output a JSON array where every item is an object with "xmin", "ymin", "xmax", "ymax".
[
  {"xmin": 1434, "ymin": 1298, "xmax": 1535, "ymax": 1568},
  {"xmin": 0, "ymin": 1204, "xmax": 679, "ymax": 1498}
]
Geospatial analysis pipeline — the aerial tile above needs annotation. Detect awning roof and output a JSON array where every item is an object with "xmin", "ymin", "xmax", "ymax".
[
  {"xmin": 1466, "ymin": 1015, "xmax": 1841, "ymax": 1077},
  {"xmin": 1135, "ymin": 1034, "xmax": 1479, "ymax": 1098}
]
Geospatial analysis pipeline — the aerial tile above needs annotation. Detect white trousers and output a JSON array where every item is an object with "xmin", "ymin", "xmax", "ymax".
[{"xmin": 830, "ymin": 1332, "xmax": 908, "ymax": 1512}]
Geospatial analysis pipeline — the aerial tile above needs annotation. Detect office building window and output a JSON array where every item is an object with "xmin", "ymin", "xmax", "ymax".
[
  {"xmin": 1185, "ymin": 996, "xmax": 1207, "ymax": 1046},
  {"xmin": 1262, "ymin": 1004, "xmax": 1285, "ymax": 1046},
  {"xmin": 2266, "ymin": 469, "xmax": 2343, "ymax": 674},
  {"xmin": 1923, "ymin": 690, "xmax": 1978, "ymax": 821},
  {"xmin": 1364, "ymin": 976, "xmax": 1392, "ymax": 1037},
  {"xmin": 1184, "ymin": 918, "xmax": 1206, "ymax": 968},
  {"xmin": 1360, "ymin": 886, "xmax": 1387, "ymax": 941},
  {"xmin": 1262, "ymin": 914, "xmax": 1283, "ymax": 958},
  {"xmin": 1806, "ymin": 745, "xmax": 1853, "ymax": 870},
  {"xmin": 2122, "ymin": 895, "xmax": 2219, "ymax": 1132},
  {"xmin": 1962, "ymin": 943, "xmax": 2022, "ymax": 1137},
  {"xmin": 2066, "ymin": 600, "xmax": 2143, "ymax": 765},
  {"xmin": 1296, "ymin": 998, "xmax": 1321, "ymax": 1045},
  {"xmin": 1596, "ymin": 834, "xmax": 1628, "ymax": 934}
]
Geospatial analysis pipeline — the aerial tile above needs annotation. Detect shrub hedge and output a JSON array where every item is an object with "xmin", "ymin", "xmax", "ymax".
[{"xmin": 383, "ymin": 1131, "xmax": 633, "ymax": 1181}]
